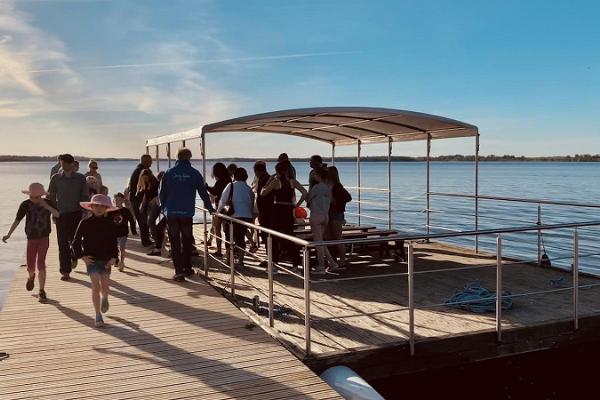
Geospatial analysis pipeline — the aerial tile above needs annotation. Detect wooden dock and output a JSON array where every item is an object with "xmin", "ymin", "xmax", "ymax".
[
  {"xmin": 197, "ymin": 227, "xmax": 600, "ymax": 380},
  {"xmin": 0, "ymin": 237, "xmax": 342, "ymax": 400}
]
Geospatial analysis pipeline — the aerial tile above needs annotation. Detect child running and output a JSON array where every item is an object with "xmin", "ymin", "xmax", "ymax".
[
  {"xmin": 2, "ymin": 183, "xmax": 59, "ymax": 302},
  {"xmin": 72, "ymin": 194, "xmax": 119, "ymax": 327},
  {"xmin": 110, "ymin": 193, "xmax": 137, "ymax": 271}
]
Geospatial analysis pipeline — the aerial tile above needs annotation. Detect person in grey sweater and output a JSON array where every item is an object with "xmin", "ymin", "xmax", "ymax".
[
  {"xmin": 47, "ymin": 153, "xmax": 89, "ymax": 280},
  {"xmin": 306, "ymin": 167, "xmax": 339, "ymax": 274}
]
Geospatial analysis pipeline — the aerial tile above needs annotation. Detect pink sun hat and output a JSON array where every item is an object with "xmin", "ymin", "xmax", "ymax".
[
  {"xmin": 21, "ymin": 182, "xmax": 48, "ymax": 197},
  {"xmin": 80, "ymin": 194, "xmax": 118, "ymax": 212}
]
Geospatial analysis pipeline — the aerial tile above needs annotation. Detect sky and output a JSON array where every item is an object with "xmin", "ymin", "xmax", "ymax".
[{"xmin": 0, "ymin": 0, "xmax": 599, "ymax": 158}]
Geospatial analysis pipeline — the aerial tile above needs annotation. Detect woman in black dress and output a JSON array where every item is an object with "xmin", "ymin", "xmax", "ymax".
[
  {"xmin": 261, "ymin": 161, "xmax": 307, "ymax": 269},
  {"xmin": 206, "ymin": 163, "xmax": 231, "ymax": 257}
]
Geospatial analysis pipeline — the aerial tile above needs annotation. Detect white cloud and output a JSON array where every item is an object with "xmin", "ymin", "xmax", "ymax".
[{"xmin": 0, "ymin": 1, "xmax": 76, "ymax": 96}]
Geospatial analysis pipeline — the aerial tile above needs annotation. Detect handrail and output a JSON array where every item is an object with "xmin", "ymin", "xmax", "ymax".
[
  {"xmin": 430, "ymin": 191, "xmax": 600, "ymax": 209},
  {"xmin": 309, "ymin": 220, "xmax": 600, "ymax": 247},
  {"xmin": 197, "ymin": 202, "xmax": 600, "ymax": 248},
  {"xmin": 195, "ymin": 206, "xmax": 310, "ymax": 247}
]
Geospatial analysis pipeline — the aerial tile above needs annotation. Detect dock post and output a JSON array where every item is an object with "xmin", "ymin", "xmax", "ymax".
[
  {"xmin": 408, "ymin": 242, "xmax": 415, "ymax": 356},
  {"xmin": 268, "ymin": 235, "xmax": 274, "ymax": 328},
  {"xmin": 573, "ymin": 228, "xmax": 579, "ymax": 330},
  {"xmin": 303, "ymin": 246, "xmax": 311, "ymax": 355},
  {"xmin": 537, "ymin": 204, "xmax": 542, "ymax": 263},
  {"xmin": 496, "ymin": 234, "xmax": 502, "ymax": 342},
  {"xmin": 229, "ymin": 221, "xmax": 235, "ymax": 298}
]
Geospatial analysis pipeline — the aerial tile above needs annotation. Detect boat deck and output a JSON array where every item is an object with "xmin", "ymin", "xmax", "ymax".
[
  {"xmin": 0, "ymin": 238, "xmax": 341, "ymax": 400},
  {"xmin": 197, "ymin": 225, "xmax": 600, "ymax": 377}
]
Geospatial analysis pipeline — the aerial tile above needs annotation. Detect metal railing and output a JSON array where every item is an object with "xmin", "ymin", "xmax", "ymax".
[{"xmin": 195, "ymin": 204, "xmax": 600, "ymax": 357}]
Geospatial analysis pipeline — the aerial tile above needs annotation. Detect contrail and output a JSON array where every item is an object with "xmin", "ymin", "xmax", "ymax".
[{"xmin": 29, "ymin": 51, "xmax": 361, "ymax": 74}]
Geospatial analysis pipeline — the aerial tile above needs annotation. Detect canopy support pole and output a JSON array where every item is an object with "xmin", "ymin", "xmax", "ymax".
[
  {"xmin": 426, "ymin": 134, "xmax": 431, "ymax": 236},
  {"xmin": 331, "ymin": 143, "xmax": 335, "ymax": 166},
  {"xmin": 145, "ymin": 145, "xmax": 149, "ymax": 155},
  {"xmin": 201, "ymin": 132, "xmax": 209, "ymax": 278},
  {"xmin": 167, "ymin": 143, "xmax": 172, "ymax": 168},
  {"xmin": 475, "ymin": 134, "xmax": 480, "ymax": 253},
  {"xmin": 357, "ymin": 140, "xmax": 362, "ymax": 226},
  {"xmin": 388, "ymin": 137, "xmax": 393, "ymax": 229},
  {"xmin": 155, "ymin": 145, "xmax": 160, "ymax": 172}
]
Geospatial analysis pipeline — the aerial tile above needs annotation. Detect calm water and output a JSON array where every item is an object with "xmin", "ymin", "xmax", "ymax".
[{"xmin": 1, "ymin": 161, "xmax": 600, "ymax": 308}]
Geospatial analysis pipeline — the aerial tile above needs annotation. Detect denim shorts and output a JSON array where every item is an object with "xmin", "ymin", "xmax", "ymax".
[
  {"xmin": 86, "ymin": 258, "xmax": 111, "ymax": 275},
  {"xmin": 117, "ymin": 236, "xmax": 128, "ymax": 248}
]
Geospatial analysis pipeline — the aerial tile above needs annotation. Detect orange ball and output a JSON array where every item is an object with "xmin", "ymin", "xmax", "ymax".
[{"xmin": 294, "ymin": 207, "xmax": 308, "ymax": 219}]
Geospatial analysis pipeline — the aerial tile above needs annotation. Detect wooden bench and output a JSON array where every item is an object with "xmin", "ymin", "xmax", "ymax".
[
  {"xmin": 293, "ymin": 224, "xmax": 376, "ymax": 235},
  {"xmin": 297, "ymin": 228, "xmax": 406, "ymax": 262}
]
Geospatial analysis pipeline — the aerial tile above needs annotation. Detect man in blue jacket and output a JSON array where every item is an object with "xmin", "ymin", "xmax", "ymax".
[{"xmin": 159, "ymin": 147, "xmax": 215, "ymax": 281}]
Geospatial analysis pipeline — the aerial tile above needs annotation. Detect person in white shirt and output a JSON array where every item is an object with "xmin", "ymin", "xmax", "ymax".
[{"xmin": 218, "ymin": 168, "xmax": 255, "ymax": 267}]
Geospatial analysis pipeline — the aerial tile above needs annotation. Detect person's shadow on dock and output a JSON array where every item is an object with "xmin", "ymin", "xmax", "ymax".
[{"xmin": 48, "ymin": 295, "xmax": 315, "ymax": 398}]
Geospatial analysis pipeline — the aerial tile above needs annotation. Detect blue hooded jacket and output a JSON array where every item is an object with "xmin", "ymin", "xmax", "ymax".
[{"xmin": 159, "ymin": 160, "xmax": 215, "ymax": 217}]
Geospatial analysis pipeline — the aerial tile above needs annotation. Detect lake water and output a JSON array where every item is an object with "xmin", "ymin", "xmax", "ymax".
[{"xmin": 1, "ymin": 160, "xmax": 600, "ymax": 309}]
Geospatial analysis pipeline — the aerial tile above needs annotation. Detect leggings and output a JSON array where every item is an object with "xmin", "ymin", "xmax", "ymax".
[{"xmin": 27, "ymin": 237, "xmax": 49, "ymax": 273}]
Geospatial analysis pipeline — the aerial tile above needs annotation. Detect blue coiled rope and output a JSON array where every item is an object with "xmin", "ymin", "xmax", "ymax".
[{"xmin": 445, "ymin": 282, "xmax": 513, "ymax": 313}]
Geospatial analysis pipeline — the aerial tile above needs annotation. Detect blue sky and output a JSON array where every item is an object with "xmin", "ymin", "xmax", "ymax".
[{"xmin": 1, "ymin": 0, "xmax": 599, "ymax": 158}]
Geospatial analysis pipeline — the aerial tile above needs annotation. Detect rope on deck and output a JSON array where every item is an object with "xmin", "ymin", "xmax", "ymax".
[{"xmin": 445, "ymin": 282, "xmax": 513, "ymax": 313}]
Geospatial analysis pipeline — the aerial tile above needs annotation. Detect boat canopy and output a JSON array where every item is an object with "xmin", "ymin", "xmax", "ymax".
[{"xmin": 146, "ymin": 107, "xmax": 478, "ymax": 146}]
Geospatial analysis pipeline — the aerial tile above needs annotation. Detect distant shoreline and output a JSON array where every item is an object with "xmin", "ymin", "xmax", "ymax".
[{"xmin": 2, "ymin": 155, "xmax": 600, "ymax": 162}]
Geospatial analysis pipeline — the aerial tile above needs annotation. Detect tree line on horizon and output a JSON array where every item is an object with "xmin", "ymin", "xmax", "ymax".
[{"xmin": 2, "ymin": 154, "xmax": 600, "ymax": 162}]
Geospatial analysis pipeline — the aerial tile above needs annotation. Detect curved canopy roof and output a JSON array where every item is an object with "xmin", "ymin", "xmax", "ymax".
[{"xmin": 146, "ymin": 107, "xmax": 478, "ymax": 146}]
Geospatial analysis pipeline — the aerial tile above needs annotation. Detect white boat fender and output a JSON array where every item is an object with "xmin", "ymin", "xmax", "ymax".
[{"xmin": 320, "ymin": 365, "xmax": 385, "ymax": 400}]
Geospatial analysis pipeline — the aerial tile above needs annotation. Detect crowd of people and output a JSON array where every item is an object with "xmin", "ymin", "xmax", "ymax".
[
  {"xmin": 208, "ymin": 153, "xmax": 352, "ymax": 275},
  {"xmin": 2, "ymin": 148, "xmax": 352, "ymax": 327}
]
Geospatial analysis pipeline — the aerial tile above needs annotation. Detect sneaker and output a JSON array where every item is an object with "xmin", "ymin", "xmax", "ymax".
[
  {"xmin": 71, "ymin": 259, "xmax": 78, "ymax": 270},
  {"xmin": 312, "ymin": 268, "xmax": 327, "ymax": 276},
  {"xmin": 26, "ymin": 274, "xmax": 35, "ymax": 291},
  {"xmin": 249, "ymin": 245, "xmax": 258, "ymax": 254},
  {"xmin": 95, "ymin": 314, "xmax": 104, "ymax": 328},
  {"xmin": 142, "ymin": 241, "xmax": 155, "ymax": 248},
  {"xmin": 118, "ymin": 261, "xmax": 125, "ymax": 272},
  {"xmin": 60, "ymin": 274, "xmax": 70, "ymax": 281},
  {"xmin": 101, "ymin": 295, "xmax": 109, "ymax": 313},
  {"xmin": 184, "ymin": 269, "xmax": 194, "ymax": 277},
  {"xmin": 212, "ymin": 251, "xmax": 223, "ymax": 258},
  {"xmin": 172, "ymin": 274, "xmax": 186, "ymax": 282},
  {"xmin": 259, "ymin": 261, "xmax": 268, "ymax": 269},
  {"xmin": 38, "ymin": 289, "xmax": 47, "ymax": 303},
  {"xmin": 147, "ymin": 250, "xmax": 162, "ymax": 256}
]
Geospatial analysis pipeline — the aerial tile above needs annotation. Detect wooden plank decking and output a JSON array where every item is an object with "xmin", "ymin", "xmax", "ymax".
[
  {"xmin": 197, "ymin": 227, "xmax": 600, "ymax": 377},
  {"xmin": 0, "ymin": 237, "xmax": 341, "ymax": 400}
]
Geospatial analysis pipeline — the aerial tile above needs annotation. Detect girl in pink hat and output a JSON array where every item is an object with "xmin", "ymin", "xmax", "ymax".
[
  {"xmin": 2, "ymin": 183, "xmax": 59, "ymax": 302},
  {"xmin": 72, "ymin": 194, "xmax": 119, "ymax": 327}
]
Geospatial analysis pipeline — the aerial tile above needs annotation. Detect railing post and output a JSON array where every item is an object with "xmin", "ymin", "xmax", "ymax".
[
  {"xmin": 496, "ymin": 234, "xmax": 502, "ymax": 342},
  {"xmin": 408, "ymin": 242, "xmax": 415, "ymax": 356},
  {"xmin": 388, "ymin": 137, "xmax": 393, "ymax": 230},
  {"xmin": 303, "ymin": 246, "xmax": 311, "ymax": 355},
  {"xmin": 201, "ymin": 133, "xmax": 208, "ymax": 278},
  {"xmin": 268, "ymin": 234, "xmax": 274, "ymax": 328},
  {"xmin": 357, "ymin": 140, "xmax": 362, "ymax": 226},
  {"xmin": 229, "ymin": 221, "xmax": 235, "ymax": 297},
  {"xmin": 537, "ymin": 204, "xmax": 542, "ymax": 263},
  {"xmin": 426, "ymin": 133, "xmax": 431, "ymax": 236},
  {"xmin": 474, "ymin": 134, "xmax": 480, "ymax": 253},
  {"xmin": 573, "ymin": 228, "xmax": 579, "ymax": 330}
]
